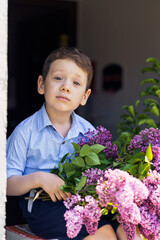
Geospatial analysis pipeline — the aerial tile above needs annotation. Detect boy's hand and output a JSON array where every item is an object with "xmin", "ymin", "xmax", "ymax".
[{"xmin": 38, "ymin": 172, "xmax": 71, "ymax": 202}]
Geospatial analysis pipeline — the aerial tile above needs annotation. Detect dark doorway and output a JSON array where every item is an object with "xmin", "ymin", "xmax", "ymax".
[
  {"xmin": 7, "ymin": 0, "xmax": 77, "ymax": 226},
  {"xmin": 8, "ymin": 0, "xmax": 77, "ymax": 137}
]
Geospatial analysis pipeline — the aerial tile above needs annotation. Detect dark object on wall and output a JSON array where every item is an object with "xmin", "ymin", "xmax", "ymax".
[{"xmin": 102, "ymin": 64, "xmax": 122, "ymax": 92}]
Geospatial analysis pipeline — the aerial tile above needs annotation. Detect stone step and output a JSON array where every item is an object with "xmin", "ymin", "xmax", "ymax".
[{"xmin": 6, "ymin": 224, "xmax": 58, "ymax": 240}]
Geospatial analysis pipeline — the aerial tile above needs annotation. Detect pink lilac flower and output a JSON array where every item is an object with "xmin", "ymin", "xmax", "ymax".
[
  {"xmin": 96, "ymin": 169, "xmax": 148, "ymax": 239},
  {"xmin": 117, "ymin": 215, "xmax": 136, "ymax": 240},
  {"xmin": 83, "ymin": 196, "xmax": 101, "ymax": 235},
  {"xmin": 78, "ymin": 126, "xmax": 118, "ymax": 160},
  {"xmin": 64, "ymin": 195, "xmax": 101, "ymax": 238},
  {"xmin": 64, "ymin": 205, "xmax": 84, "ymax": 238}
]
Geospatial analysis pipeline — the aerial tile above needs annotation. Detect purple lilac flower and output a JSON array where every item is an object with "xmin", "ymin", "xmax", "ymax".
[
  {"xmin": 128, "ymin": 128, "xmax": 160, "ymax": 153},
  {"xmin": 139, "ymin": 170, "xmax": 160, "ymax": 239},
  {"xmin": 152, "ymin": 145, "xmax": 160, "ymax": 173},
  {"xmin": 78, "ymin": 126, "xmax": 118, "ymax": 160},
  {"xmin": 128, "ymin": 127, "xmax": 160, "ymax": 173},
  {"xmin": 82, "ymin": 168, "xmax": 105, "ymax": 185},
  {"xmin": 64, "ymin": 193, "xmax": 82, "ymax": 209}
]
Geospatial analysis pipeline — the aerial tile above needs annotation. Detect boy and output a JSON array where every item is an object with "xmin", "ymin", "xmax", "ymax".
[{"xmin": 6, "ymin": 47, "xmax": 141, "ymax": 240}]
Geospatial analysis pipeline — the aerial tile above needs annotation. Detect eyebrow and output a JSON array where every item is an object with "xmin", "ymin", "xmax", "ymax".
[{"xmin": 51, "ymin": 70, "xmax": 82, "ymax": 78}]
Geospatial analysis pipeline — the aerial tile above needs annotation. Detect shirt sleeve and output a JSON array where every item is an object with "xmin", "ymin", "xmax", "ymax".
[{"xmin": 6, "ymin": 126, "xmax": 28, "ymax": 179}]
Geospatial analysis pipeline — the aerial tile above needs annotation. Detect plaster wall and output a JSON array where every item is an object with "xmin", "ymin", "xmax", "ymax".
[
  {"xmin": 78, "ymin": 0, "xmax": 160, "ymax": 138},
  {"xmin": 0, "ymin": 0, "xmax": 8, "ymax": 238}
]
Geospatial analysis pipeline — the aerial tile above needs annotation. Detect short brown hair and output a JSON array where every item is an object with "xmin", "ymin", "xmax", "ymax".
[{"xmin": 42, "ymin": 47, "xmax": 93, "ymax": 90}]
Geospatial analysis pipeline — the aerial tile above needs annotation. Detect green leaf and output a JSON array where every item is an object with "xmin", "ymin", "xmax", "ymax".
[
  {"xmin": 72, "ymin": 142, "xmax": 81, "ymax": 152},
  {"xmin": 127, "ymin": 105, "xmax": 135, "ymax": 117},
  {"xmin": 80, "ymin": 144, "xmax": 90, "ymax": 157},
  {"xmin": 126, "ymin": 116, "xmax": 134, "ymax": 122},
  {"xmin": 150, "ymin": 85, "xmax": 159, "ymax": 93},
  {"xmin": 146, "ymin": 143, "xmax": 153, "ymax": 161},
  {"xmin": 63, "ymin": 162, "xmax": 75, "ymax": 178},
  {"xmin": 101, "ymin": 208, "xmax": 109, "ymax": 215},
  {"xmin": 60, "ymin": 153, "xmax": 69, "ymax": 163},
  {"xmin": 123, "ymin": 164, "xmax": 133, "ymax": 171},
  {"xmin": 113, "ymin": 161, "xmax": 120, "ymax": 167},
  {"xmin": 137, "ymin": 114, "xmax": 150, "ymax": 121},
  {"xmin": 128, "ymin": 165, "xmax": 138, "ymax": 175},
  {"xmin": 144, "ymin": 99, "xmax": 158, "ymax": 105},
  {"xmin": 90, "ymin": 144, "xmax": 106, "ymax": 154},
  {"xmin": 140, "ymin": 78, "xmax": 159, "ymax": 86},
  {"xmin": 85, "ymin": 152, "xmax": 101, "ymax": 166},
  {"xmin": 156, "ymin": 89, "xmax": 160, "ymax": 98},
  {"xmin": 138, "ymin": 163, "xmax": 144, "ymax": 175},
  {"xmin": 111, "ymin": 207, "xmax": 117, "ymax": 214},
  {"xmin": 58, "ymin": 163, "xmax": 63, "ymax": 173},
  {"xmin": 121, "ymin": 105, "xmax": 129, "ymax": 110},
  {"xmin": 100, "ymin": 158, "xmax": 113, "ymax": 165},
  {"xmin": 146, "ymin": 57, "xmax": 160, "ymax": 65},
  {"xmin": 151, "ymin": 105, "xmax": 159, "ymax": 116},
  {"xmin": 140, "ymin": 90, "xmax": 150, "ymax": 97},
  {"xmin": 129, "ymin": 152, "xmax": 145, "ymax": 162},
  {"xmin": 112, "ymin": 213, "xmax": 118, "ymax": 220},
  {"xmin": 139, "ymin": 163, "xmax": 151, "ymax": 177},
  {"xmin": 141, "ymin": 67, "xmax": 157, "ymax": 74},
  {"xmin": 66, "ymin": 170, "xmax": 76, "ymax": 178},
  {"xmin": 138, "ymin": 119, "xmax": 157, "ymax": 128},
  {"xmin": 75, "ymin": 175, "xmax": 87, "ymax": 191},
  {"xmin": 135, "ymin": 99, "xmax": 140, "ymax": 108},
  {"xmin": 130, "ymin": 158, "xmax": 141, "ymax": 165},
  {"xmin": 72, "ymin": 156, "xmax": 85, "ymax": 168},
  {"xmin": 120, "ymin": 113, "xmax": 130, "ymax": 119}
]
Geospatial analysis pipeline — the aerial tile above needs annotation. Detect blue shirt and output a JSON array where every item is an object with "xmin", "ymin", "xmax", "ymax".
[{"xmin": 7, "ymin": 105, "xmax": 95, "ymax": 179}]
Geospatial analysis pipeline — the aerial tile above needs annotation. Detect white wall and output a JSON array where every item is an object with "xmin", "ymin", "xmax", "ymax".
[
  {"xmin": 0, "ymin": 0, "xmax": 8, "ymax": 238},
  {"xmin": 77, "ymin": 0, "xmax": 160, "ymax": 139}
]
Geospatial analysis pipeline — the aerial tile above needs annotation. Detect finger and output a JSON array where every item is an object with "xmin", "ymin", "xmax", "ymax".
[
  {"xmin": 55, "ymin": 191, "xmax": 63, "ymax": 201},
  {"xmin": 50, "ymin": 193, "xmax": 57, "ymax": 202},
  {"xmin": 65, "ymin": 192, "xmax": 72, "ymax": 199},
  {"xmin": 58, "ymin": 190, "xmax": 69, "ymax": 201}
]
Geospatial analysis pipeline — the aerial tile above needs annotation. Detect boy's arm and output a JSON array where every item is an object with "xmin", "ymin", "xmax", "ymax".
[{"xmin": 7, "ymin": 172, "xmax": 71, "ymax": 202}]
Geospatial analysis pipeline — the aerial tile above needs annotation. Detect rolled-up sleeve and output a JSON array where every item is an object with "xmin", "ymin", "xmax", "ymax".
[{"xmin": 7, "ymin": 128, "xmax": 27, "ymax": 179}]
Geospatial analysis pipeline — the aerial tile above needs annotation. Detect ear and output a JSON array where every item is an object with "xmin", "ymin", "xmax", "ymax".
[
  {"xmin": 37, "ymin": 75, "xmax": 44, "ymax": 95},
  {"xmin": 80, "ymin": 89, "xmax": 91, "ymax": 106}
]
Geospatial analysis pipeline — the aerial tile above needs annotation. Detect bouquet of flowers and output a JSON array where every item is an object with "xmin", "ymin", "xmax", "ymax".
[{"xmin": 50, "ymin": 126, "xmax": 160, "ymax": 240}]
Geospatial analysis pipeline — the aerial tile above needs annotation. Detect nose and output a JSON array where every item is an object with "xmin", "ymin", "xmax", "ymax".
[{"xmin": 60, "ymin": 80, "xmax": 71, "ymax": 93}]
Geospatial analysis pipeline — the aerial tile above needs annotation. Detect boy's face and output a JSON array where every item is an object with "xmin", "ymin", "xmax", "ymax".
[{"xmin": 38, "ymin": 59, "xmax": 91, "ymax": 115}]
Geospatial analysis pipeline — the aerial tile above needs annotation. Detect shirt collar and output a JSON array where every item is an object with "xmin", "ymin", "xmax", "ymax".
[
  {"xmin": 67, "ymin": 111, "xmax": 85, "ymax": 139},
  {"xmin": 37, "ymin": 104, "xmax": 85, "ymax": 137},
  {"xmin": 38, "ymin": 104, "xmax": 53, "ymax": 131}
]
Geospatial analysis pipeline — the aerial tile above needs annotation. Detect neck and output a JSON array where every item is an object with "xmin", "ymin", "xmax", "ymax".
[{"xmin": 45, "ymin": 106, "xmax": 72, "ymax": 137}]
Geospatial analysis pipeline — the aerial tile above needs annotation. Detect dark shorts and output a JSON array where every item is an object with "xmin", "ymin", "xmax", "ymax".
[{"xmin": 19, "ymin": 193, "xmax": 119, "ymax": 240}]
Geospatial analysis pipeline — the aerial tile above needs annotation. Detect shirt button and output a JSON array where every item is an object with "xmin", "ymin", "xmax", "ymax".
[{"xmin": 62, "ymin": 141, "xmax": 65, "ymax": 144}]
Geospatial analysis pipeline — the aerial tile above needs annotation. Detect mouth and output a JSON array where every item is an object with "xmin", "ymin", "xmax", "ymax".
[{"xmin": 56, "ymin": 95, "xmax": 70, "ymax": 102}]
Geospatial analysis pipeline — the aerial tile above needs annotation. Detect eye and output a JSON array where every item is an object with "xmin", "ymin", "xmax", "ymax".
[
  {"xmin": 55, "ymin": 76, "xmax": 63, "ymax": 80},
  {"xmin": 73, "ymin": 81, "xmax": 80, "ymax": 86}
]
